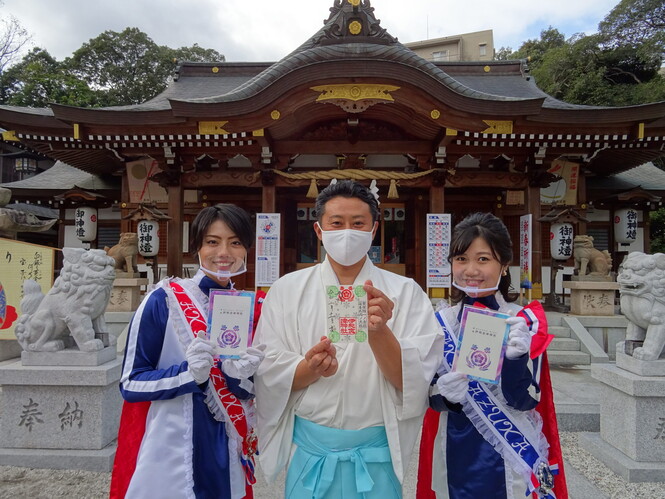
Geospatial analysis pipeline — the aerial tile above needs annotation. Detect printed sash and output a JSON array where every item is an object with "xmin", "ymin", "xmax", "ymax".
[
  {"xmin": 169, "ymin": 281, "xmax": 258, "ymax": 485},
  {"xmin": 436, "ymin": 303, "xmax": 558, "ymax": 498}
]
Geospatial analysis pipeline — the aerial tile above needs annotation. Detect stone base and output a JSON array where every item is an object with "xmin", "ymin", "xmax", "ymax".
[
  {"xmin": 0, "ymin": 339, "xmax": 22, "ymax": 361},
  {"xmin": 563, "ymin": 281, "xmax": 620, "ymax": 316},
  {"xmin": 579, "ymin": 432, "xmax": 665, "ymax": 482},
  {"xmin": 0, "ymin": 357, "xmax": 122, "ymax": 454},
  {"xmin": 571, "ymin": 274, "xmax": 614, "ymax": 282},
  {"xmin": 0, "ymin": 441, "xmax": 117, "ymax": 472},
  {"xmin": 107, "ymin": 277, "xmax": 148, "ymax": 312},
  {"xmin": 21, "ymin": 346, "xmax": 117, "ymax": 367},
  {"xmin": 616, "ymin": 341, "xmax": 665, "ymax": 376},
  {"xmin": 591, "ymin": 363, "xmax": 665, "ymax": 462}
]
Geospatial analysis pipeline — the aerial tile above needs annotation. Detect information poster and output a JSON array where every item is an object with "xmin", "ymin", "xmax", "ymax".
[
  {"xmin": 453, "ymin": 306, "xmax": 510, "ymax": 384},
  {"xmin": 426, "ymin": 214, "xmax": 452, "ymax": 288},
  {"xmin": 255, "ymin": 213, "xmax": 280, "ymax": 287},
  {"xmin": 519, "ymin": 214, "xmax": 532, "ymax": 289},
  {"xmin": 325, "ymin": 285, "xmax": 368, "ymax": 343},
  {"xmin": 207, "ymin": 290, "xmax": 255, "ymax": 358},
  {"xmin": 0, "ymin": 238, "xmax": 55, "ymax": 340}
]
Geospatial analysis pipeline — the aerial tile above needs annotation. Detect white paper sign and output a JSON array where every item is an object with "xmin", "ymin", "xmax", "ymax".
[
  {"xmin": 255, "ymin": 213, "xmax": 280, "ymax": 287},
  {"xmin": 426, "ymin": 213, "xmax": 452, "ymax": 288}
]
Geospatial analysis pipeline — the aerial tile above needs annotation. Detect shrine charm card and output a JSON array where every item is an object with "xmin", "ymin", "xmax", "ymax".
[
  {"xmin": 452, "ymin": 305, "xmax": 510, "ymax": 384},
  {"xmin": 207, "ymin": 290, "xmax": 256, "ymax": 358},
  {"xmin": 325, "ymin": 285, "xmax": 369, "ymax": 343}
]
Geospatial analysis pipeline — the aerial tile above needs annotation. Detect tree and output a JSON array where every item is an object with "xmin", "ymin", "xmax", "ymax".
[
  {"xmin": 598, "ymin": 0, "xmax": 665, "ymax": 64},
  {"xmin": 2, "ymin": 47, "xmax": 97, "ymax": 107},
  {"xmin": 171, "ymin": 43, "xmax": 225, "ymax": 64},
  {"xmin": 0, "ymin": 0, "xmax": 31, "ymax": 73},
  {"xmin": 67, "ymin": 27, "xmax": 175, "ymax": 106}
]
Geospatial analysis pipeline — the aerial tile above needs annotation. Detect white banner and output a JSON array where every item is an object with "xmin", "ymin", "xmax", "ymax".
[
  {"xmin": 519, "ymin": 214, "xmax": 533, "ymax": 289},
  {"xmin": 255, "ymin": 213, "xmax": 280, "ymax": 287},
  {"xmin": 426, "ymin": 213, "xmax": 451, "ymax": 288}
]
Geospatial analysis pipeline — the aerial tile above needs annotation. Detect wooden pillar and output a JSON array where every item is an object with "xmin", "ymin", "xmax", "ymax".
[
  {"xmin": 526, "ymin": 184, "xmax": 542, "ymax": 287},
  {"xmin": 167, "ymin": 183, "xmax": 184, "ymax": 277},
  {"xmin": 262, "ymin": 184, "xmax": 276, "ymax": 213},
  {"xmin": 577, "ymin": 173, "xmax": 587, "ymax": 235},
  {"xmin": 429, "ymin": 184, "xmax": 444, "ymax": 213},
  {"xmin": 120, "ymin": 172, "xmax": 131, "ymax": 233}
]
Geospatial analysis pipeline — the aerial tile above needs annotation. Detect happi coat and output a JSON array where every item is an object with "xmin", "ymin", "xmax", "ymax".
[
  {"xmin": 254, "ymin": 256, "xmax": 443, "ymax": 485},
  {"xmin": 417, "ymin": 292, "xmax": 567, "ymax": 499},
  {"xmin": 110, "ymin": 270, "xmax": 262, "ymax": 499}
]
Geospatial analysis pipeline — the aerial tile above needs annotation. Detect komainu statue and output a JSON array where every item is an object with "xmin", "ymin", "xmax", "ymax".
[
  {"xmin": 573, "ymin": 235, "xmax": 612, "ymax": 278},
  {"xmin": 618, "ymin": 251, "xmax": 665, "ymax": 360},
  {"xmin": 105, "ymin": 232, "xmax": 139, "ymax": 274},
  {"xmin": 14, "ymin": 248, "xmax": 116, "ymax": 352}
]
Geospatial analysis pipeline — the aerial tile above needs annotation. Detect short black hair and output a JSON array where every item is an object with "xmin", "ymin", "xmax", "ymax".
[
  {"xmin": 449, "ymin": 212, "xmax": 516, "ymax": 303},
  {"xmin": 314, "ymin": 180, "xmax": 379, "ymax": 223},
  {"xmin": 190, "ymin": 204, "xmax": 254, "ymax": 254}
]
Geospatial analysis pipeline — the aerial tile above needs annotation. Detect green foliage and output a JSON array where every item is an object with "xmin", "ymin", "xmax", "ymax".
[
  {"xmin": 650, "ymin": 208, "xmax": 665, "ymax": 254},
  {"xmin": 0, "ymin": 27, "xmax": 225, "ymax": 107},
  {"xmin": 66, "ymin": 28, "xmax": 175, "ymax": 106},
  {"xmin": 1, "ymin": 47, "xmax": 98, "ymax": 106}
]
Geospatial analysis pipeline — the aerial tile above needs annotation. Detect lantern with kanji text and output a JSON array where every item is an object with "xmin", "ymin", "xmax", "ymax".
[
  {"xmin": 74, "ymin": 206, "xmax": 97, "ymax": 242},
  {"xmin": 137, "ymin": 220, "xmax": 160, "ymax": 257},
  {"xmin": 550, "ymin": 222, "xmax": 574, "ymax": 260},
  {"xmin": 614, "ymin": 208, "xmax": 638, "ymax": 244}
]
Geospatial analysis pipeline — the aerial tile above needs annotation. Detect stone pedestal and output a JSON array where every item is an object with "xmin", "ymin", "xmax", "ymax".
[
  {"xmin": 579, "ymin": 346, "xmax": 665, "ymax": 482},
  {"xmin": 106, "ymin": 277, "xmax": 148, "ymax": 312},
  {"xmin": 0, "ymin": 339, "xmax": 22, "ymax": 361},
  {"xmin": 0, "ymin": 356, "xmax": 122, "ymax": 471},
  {"xmin": 563, "ymin": 280, "xmax": 619, "ymax": 316}
]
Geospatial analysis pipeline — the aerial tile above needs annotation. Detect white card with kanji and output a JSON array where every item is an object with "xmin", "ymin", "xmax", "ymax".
[
  {"xmin": 207, "ymin": 290, "xmax": 255, "ymax": 358},
  {"xmin": 452, "ymin": 305, "xmax": 510, "ymax": 384},
  {"xmin": 325, "ymin": 285, "xmax": 368, "ymax": 343}
]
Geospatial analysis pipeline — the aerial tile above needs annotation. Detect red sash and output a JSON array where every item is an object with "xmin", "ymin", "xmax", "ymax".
[{"xmin": 169, "ymin": 281, "xmax": 258, "ymax": 485}]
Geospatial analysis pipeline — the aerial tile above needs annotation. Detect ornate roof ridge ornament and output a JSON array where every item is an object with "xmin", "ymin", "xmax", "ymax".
[{"xmin": 314, "ymin": 0, "xmax": 398, "ymax": 46}]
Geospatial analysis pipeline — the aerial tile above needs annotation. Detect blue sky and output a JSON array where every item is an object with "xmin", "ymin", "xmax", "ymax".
[{"xmin": 2, "ymin": 0, "xmax": 620, "ymax": 62}]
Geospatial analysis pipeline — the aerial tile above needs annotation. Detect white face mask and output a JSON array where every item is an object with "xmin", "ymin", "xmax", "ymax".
[
  {"xmin": 198, "ymin": 254, "xmax": 247, "ymax": 280},
  {"xmin": 451, "ymin": 272, "xmax": 503, "ymax": 298},
  {"xmin": 317, "ymin": 222, "xmax": 374, "ymax": 267}
]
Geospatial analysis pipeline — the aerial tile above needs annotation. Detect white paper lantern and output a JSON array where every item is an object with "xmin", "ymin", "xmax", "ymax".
[
  {"xmin": 550, "ymin": 222, "xmax": 574, "ymax": 260},
  {"xmin": 614, "ymin": 208, "xmax": 638, "ymax": 244},
  {"xmin": 74, "ymin": 206, "xmax": 97, "ymax": 242},
  {"xmin": 137, "ymin": 220, "xmax": 159, "ymax": 257}
]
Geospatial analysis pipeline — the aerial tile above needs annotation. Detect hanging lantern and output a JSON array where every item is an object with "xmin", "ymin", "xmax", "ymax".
[
  {"xmin": 550, "ymin": 222, "xmax": 573, "ymax": 260},
  {"xmin": 614, "ymin": 208, "xmax": 638, "ymax": 244},
  {"xmin": 74, "ymin": 206, "xmax": 97, "ymax": 242},
  {"xmin": 137, "ymin": 220, "xmax": 159, "ymax": 257}
]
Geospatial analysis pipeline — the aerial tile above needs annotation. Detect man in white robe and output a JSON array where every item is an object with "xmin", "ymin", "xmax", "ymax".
[{"xmin": 254, "ymin": 180, "xmax": 443, "ymax": 498}]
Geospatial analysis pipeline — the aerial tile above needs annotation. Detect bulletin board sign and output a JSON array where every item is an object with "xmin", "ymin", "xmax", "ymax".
[
  {"xmin": 0, "ymin": 238, "xmax": 55, "ymax": 340},
  {"xmin": 255, "ymin": 213, "xmax": 281, "ymax": 287},
  {"xmin": 426, "ymin": 214, "xmax": 452, "ymax": 288}
]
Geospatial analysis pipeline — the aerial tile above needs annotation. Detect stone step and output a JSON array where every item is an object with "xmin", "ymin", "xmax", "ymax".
[
  {"xmin": 548, "ymin": 325, "xmax": 572, "ymax": 338},
  {"xmin": 548, "ymin": 350, "xmax": 591, "ymax": 366},
  {"xmin": 550, "ymin": 337, "xmax": 580, "ymax": 351}
]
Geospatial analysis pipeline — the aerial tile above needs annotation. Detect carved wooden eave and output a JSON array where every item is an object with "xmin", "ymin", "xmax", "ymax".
[{"xmin": 122, "ymin": 203, "xmax": 172, "ymax": 221}]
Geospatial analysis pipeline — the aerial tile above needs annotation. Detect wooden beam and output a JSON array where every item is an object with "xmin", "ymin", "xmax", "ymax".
[
  {"xmin": 262, "ymin": 185, "xmax": 276, "ymax": 213},
  {"xmin": 526, "ymin": 184, "xmax": 542, "ymax": 288},
  {"xmin": 167, "ymin": 183, "xmax": 184, "ymax": 277}
]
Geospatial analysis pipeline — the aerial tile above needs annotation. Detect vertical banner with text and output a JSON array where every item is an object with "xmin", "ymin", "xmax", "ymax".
[
  {"xmin": 255, "ymin": 213, "xmax": 280, "ymax": 287},
  {"xmin": 519, "ymin": 214, "xmax": 533, "ymax": 289},
  {"xmin": 426, "ymin": 214, "xmax": 452, "ymax": 288}
]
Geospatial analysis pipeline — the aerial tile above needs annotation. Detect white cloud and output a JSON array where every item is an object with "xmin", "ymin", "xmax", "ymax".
[{"xmin": 1, "ymin": 0, "xmax": 619, "ymax": 62}]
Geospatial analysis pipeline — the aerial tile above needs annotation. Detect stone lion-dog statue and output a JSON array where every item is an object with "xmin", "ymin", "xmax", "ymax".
[
  {"xmin": 573, "ymin": 235, "xmax": 612, "ymax": 277},
  {"xmin": 618, "ymin": 252, "xmax": 665, "ymax": 360},
  {"xmin": 105, "ymin": 232, "xmax": 139, "ymax": 274},
  {"xmin": 14, "ymin": 247, "xmax": 116, "ymax": 352}
]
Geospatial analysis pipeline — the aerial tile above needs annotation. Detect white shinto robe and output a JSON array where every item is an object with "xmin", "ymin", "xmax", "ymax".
[{"xmin": 254, "ymin": 257, "xmax": 444, "ymax": 484}]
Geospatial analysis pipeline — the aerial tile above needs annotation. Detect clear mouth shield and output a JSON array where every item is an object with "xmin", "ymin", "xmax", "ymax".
[
  {"xmin": 198, "ymin": 255, "xmax": 247, "ymax": 279},
  {"xmin": 451, "ymin": 273, "xmax": 503, "ymax": 298}
]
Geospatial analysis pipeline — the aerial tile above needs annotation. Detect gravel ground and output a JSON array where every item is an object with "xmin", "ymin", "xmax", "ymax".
[{"xmin": 2, "ymin": 431, "xmax": 665, "ymax": 498}]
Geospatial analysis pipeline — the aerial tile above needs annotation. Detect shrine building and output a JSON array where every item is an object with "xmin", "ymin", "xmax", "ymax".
[{"xmin": 1, "ymin": 0, "xmax": 665, "ymax": 296}]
